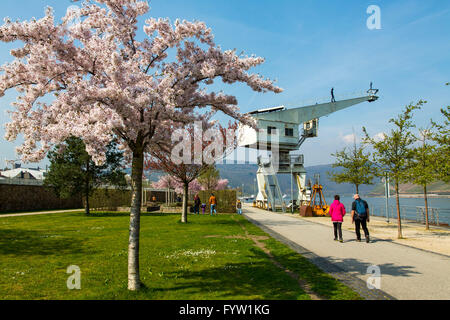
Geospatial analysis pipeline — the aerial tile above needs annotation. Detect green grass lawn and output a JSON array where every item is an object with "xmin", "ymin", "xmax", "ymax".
[{"xmin": 0, "ymin": 211, "xmax": 361, "ymax": 300}]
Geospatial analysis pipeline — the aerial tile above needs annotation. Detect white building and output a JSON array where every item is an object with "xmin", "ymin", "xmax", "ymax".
[{"xmin": 0, "ymin": 168, "xmax": 47, "ymax": 180}]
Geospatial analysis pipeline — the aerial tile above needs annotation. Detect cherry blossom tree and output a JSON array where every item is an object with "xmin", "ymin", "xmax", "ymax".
[
  {"xmin": 154, "ymin": 175, "xmax": 201, "ymax": 196},
  {"xmin": 0, "ymin": 0, "xmax": 282, "ymax": 290},
  {"xmin": 146, "ymin": 118, "xmax": 236, "ymax": 223},
  {"xmin": 216, "ymin": 179, "xmax": 229, "ymax": 190},
  {"xmin": 152, "ymin": 174, "xmax": 178, "ymax": 191},
  {"xmin": 189, "ymin": 179, "xmax": 203, "ymax": 194}
]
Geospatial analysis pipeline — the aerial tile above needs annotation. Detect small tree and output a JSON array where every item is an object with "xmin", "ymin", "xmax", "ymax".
[
  {"xmin": 45, "ymin": 137, "xmax": 126, "ymax": 215},
  {"xmin": 149, "ymin": 158, "xmax": 206, "ymax": 224},
  {"xmin": 328, "ymin": 137, "xmax": 376, "ymax": 194},
  {"xmin": 431, "ymin": 106, "xmax": 450, "ymax": 183},
  {"xmin": 147, "ymin": 121, "xmax": 235, "ymax": 223},
  {"xmin": 198, "ymin": 165, "xmax": 221, "ymax": 191},
  {"xmin": 363, "ymin": 101, "xmax": 425, "ymax": 239},
  {"xmin": 406, "ymin": 128, "xmax": 437, "ymax": 229}
]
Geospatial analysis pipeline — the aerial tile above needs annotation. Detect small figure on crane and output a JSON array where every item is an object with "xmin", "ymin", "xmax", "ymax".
[
  {"xmin": 368, "ymin": 82, "xmax": 379, "ymax": 95},
  {"xmin": 331, "ymin": 87, "xmax": 336, "ymax": 103}
]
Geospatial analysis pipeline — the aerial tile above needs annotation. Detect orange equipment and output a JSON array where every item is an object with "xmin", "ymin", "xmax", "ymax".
[{"xmin": 307, "ymin": 176, "xmax": 330, "ymax": 217}]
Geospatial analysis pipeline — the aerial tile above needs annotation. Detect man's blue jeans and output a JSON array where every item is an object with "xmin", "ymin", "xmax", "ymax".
[{"xmin": 210, "ymin": 205, "xmax": 217, "ymax": 215}]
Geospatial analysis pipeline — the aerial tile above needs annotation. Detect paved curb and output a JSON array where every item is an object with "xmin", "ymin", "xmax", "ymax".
[
  {"xmin": 243, "ymin": 213, "xmax": 397, "ymax": 300},
  {"xmin": 0, "ymin": 209, "xmax": 82, "ymax": 218}
]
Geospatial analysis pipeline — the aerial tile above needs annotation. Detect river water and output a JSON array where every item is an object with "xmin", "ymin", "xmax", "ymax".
[{"xmin": 334, "ymin": 196, "xmax": 450, "ymax": 226}]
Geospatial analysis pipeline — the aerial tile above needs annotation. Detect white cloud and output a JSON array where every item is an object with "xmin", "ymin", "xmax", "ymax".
[
  {"xmin": 373, "ymin": 132, "xmax": 386, "ymax": 142},
  {"xmin": 342, "ymin": 133, "xmax": 357, "ymax": 145}
]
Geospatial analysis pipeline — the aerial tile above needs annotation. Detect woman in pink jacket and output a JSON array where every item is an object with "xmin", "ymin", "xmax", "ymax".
[{"xmin": 330, "ymin": 195, "xmax": 346, "ymax": 242}]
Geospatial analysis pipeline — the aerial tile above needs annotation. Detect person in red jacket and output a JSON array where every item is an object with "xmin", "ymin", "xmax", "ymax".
[{"xmin": 329, "ymin": 195, "xmax": 346, "ymax": 242}]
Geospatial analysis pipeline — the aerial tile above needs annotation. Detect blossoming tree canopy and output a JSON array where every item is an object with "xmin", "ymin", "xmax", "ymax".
[
  {"xmin": 216, "ymin": 179, "xmax": 229, "ymax": 190},
  {"xmin": 145, "ymin": 116, "xmax": 235, "ymax": 223},
  {"xmin": 153, "ymin": 175, "xmax": 202, "ymax": 195},
  {"xmin": 0, "ymin": 0, "xmax": 282, "ymax": 166}
]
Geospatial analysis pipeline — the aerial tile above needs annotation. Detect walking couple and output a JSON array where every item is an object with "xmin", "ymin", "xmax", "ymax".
[{"xmin": 330, "ymin": 194, "xmax": 370, "ymax": 243}]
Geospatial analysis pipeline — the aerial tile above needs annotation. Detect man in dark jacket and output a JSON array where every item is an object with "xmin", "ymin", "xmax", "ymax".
[{"xmin": 351, "ymin": 194, "xmax": 370, "ymax": 243}]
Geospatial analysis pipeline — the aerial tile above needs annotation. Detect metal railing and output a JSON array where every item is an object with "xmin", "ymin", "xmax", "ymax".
[
  {"xmin": 415, "ymin": 207, "xmax": 441, "ymax": 226},
  {"xmin": 281, "ymin": 90, "xmax": 369, "ymax": 108},
  {"xmin": 368, "ymin": 204, "xmax": 450, "ymax": 226}
]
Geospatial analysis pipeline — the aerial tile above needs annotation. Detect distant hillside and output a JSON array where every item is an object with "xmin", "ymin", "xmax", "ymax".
[
  {"xmin": 141, "ymin": 164, "xmax": 449, "ymax": 197},
  {"xmin": 369, "ymin": 180, "xmax": 450, "ymax": 196},
  {"xmin": 217, "ymin": 164, "xmax": 450, "ymax": 197},
  {"xmin": 216, "ymin": 163, "xmax": 379, "ymax": 196}
]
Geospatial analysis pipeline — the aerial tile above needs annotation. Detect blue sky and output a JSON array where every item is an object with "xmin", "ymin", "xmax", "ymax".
[{"xmin": 0, "ymin": 0, "xmax": 449, "ymax": 168}]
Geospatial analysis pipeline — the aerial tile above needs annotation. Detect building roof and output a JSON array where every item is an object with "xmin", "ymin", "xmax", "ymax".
[{"xmin": 0, "ymin": 168, "xmax": 46, "ymax": 180}]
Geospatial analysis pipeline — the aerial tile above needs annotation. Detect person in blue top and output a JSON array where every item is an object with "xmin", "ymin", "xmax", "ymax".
[{"xmin": 351, "ymin": 194, "xmax": 370, "ymax": 243}]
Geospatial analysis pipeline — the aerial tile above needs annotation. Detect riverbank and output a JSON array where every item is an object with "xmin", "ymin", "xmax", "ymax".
[{"xmin": 286, "ymin": 214, "xmax": 450, "ymax": 256}]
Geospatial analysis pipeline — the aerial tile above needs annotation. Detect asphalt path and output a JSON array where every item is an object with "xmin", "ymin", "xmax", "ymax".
[{"xmin": 243, "ymin": 204, "xmax": 450, "ymax": 300}]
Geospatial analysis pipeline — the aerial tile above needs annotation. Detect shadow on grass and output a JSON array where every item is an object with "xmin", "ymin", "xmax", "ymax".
[
  {"xmin": 255, "ymin": 248, "xmax": 361, "ymax": 300},
  {"xmin": 0, "ymin": 229, "xmax": 91, "ymax": 256},
  {"xmin": 148, "ymin": 250, "xmax": 307, "ymax": 300},
  {"xmin": 83, "ymin": 212, "xmax": 182, "ymax": 218}
]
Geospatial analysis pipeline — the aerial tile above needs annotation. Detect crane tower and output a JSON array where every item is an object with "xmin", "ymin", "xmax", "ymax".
[{"xmin": 237, "ymin": 88, "xmax": 379, "ymax": 212}]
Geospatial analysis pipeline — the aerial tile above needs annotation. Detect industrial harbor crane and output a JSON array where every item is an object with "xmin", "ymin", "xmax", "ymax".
[{"xmin": 238, "ymin": 88, "xmax": 379, "ymax": 212}]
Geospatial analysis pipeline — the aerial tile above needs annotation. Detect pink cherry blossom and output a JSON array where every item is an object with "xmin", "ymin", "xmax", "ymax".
[{"xmin": 215, "ymin": 179, "xmax": 229, "ymax": 190}]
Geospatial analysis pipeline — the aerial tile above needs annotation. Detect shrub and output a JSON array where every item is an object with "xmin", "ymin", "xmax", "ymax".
[
  {"xmin": 0, "ymin": 184, "xmax": 82, "ymax": 213},
  {"xmin": 89, "ymin": 189, "xmax": 131, "ymax": 211},
  {"xmin": 198, "ymin": 190, "xmax": 237, "ymax": 213}
]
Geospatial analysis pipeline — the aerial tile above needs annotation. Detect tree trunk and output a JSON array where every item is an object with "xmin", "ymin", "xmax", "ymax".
[
  {"xmin": 355, "ymin": 184, "xmax": 359, "ymax": 194},
  {"xmin": 424, "ymin": 184, "xmax": 429, "ymax": 230},
  {"xmin": 85, "ymin": 159, "xmax": 90, "ymax": 215},
  {"xmin": 128, "ymin": 147, "xmax": 144, "ymax": 291},
  {"xmin": 181, "ymin": 182, "xmax": 189, "ymax": 223},
  {"xmin": 84, "ymin": 194, "xmax": 90, "ymax": 215},
  {"xmin": 395, "ymin": 181, "xmax": 403, "ymax": 239}
]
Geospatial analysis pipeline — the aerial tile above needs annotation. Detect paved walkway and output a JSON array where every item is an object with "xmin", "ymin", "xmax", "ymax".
[
  {"xmin": 0, "ymin": 209, "xmax": 82, "ymax": 218},
  {"xmin": 243, "ymin": 204, "xmax": 450, "ymax": 300}
]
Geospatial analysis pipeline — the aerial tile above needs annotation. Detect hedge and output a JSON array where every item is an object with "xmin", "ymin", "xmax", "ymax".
[
  {"xmin": 0, "ymin": 184, "xmax": 82, "ymax": 213},
  {"xmin": 88, "ymin": 189, "xmax": 169, "ymax": 211},
  {"xmin": 87, "ymin": 189, "xmax": 130, "ymax": 211},
  {"xmin": 198, "ymin": 190, "xmax": 237, "ymax": 213},
  {"xmin": 0, "ymin": 184, "xmax": 237, "ymax": 214}
]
